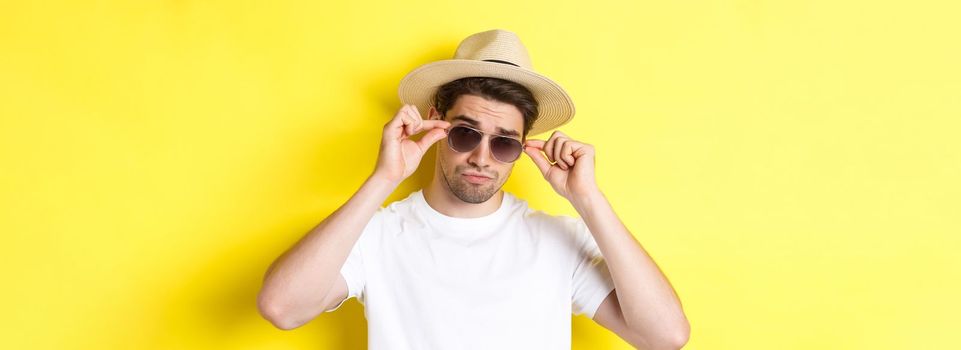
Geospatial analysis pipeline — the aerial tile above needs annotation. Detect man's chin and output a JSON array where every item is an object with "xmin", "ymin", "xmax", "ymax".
[{"xmin": 451, "ymin": 180, "xmax": 498, "ymax": 204}]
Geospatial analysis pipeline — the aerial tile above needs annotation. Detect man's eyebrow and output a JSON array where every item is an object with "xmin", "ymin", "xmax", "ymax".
[{"xmin": 451, "ymin": 115, "xmax": 521, "ymax": 138}]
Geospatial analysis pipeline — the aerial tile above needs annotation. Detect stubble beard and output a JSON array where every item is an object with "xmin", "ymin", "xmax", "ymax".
[{"xmin": 440, "ymin": 163, "xmax": 501, "ymax": 204}]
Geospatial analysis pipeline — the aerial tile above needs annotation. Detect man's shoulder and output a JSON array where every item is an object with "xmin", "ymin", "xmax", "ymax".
[
  {"xmin": 517, "ymin": 205, "xmax": 589, "ymax": 251},
  {"xmin": 510, "ymin": 194, "xmax": 583, "ymax": 231},
  {"xmin": 379, "ymin": 190, "xmax": 422, "ymax": 213}
]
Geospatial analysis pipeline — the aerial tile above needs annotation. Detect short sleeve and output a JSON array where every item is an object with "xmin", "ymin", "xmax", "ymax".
[
  {"xmin": 569, "ymin": 217, "xmax": 616, "ymax": 319},
  {"xmin": 324, "ymin": 209, "xmax": 384, "ymax": 312}
]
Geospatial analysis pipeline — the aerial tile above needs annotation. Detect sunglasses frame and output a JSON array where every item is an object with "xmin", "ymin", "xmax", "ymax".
[{"xmin": 443, "ymin": 124, "xmax": 525, "ymax": 163}]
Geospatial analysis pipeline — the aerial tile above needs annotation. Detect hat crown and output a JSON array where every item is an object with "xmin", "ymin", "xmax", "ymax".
[
  {"xmin": 398, "ymin": 29, "xmax": 575, "ymax": 137},
  {"xmin": 453, "ymin": 29, "xmax": 533, "ymax": 70}
]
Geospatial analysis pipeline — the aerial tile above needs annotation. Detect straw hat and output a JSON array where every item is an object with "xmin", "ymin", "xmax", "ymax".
[{"xmin": 397, "ymin": 29, "xmax": 575, "ymax": 137}]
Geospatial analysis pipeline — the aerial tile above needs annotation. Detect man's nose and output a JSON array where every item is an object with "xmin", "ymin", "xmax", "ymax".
[{"xmin": 467, "ymin": 136, "xmax": 491, "ymax": 167}]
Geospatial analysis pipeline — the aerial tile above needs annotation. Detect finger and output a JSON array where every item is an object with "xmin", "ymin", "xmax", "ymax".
[
  {"xmin": 407, "ymin": 104, "xmax": 422, "ymax": 119},
  {"xmin": 525, "ymin": 139, "xmax": 546, "ymax": 149},
  {"xmin": 420, "ymin": 119, "xmax": 451, "ymax": 130},
  {"xmin": 546, "ymin": 134, "xmax": 568, "ymax": 165},
  {"xmin": 524, "ymin": 146, "xmax": 552, "ymax": 176},
  {"xmin": 401, "ymin": 113, "xmax": 414, "ymax": 137},
  {"xmin": 553, "ymin": 138, "xmax": 568, "ymax": 170},
  {"xmin": 401, "ymin": 106, "xmax": 420, "ymax": 136},
  {"xmin": 549, "ymin": 130, "xmax": 568, "ymax": 159},
  {"xmin": 390, "ymin": 104, "xmax": 410, "ymax": 127},
  {"xmin": 550, "ymin": 130, "xmax": 568, "ymax": 161},
  {"xmin": 415, "ymin": 128, "xmax": 448, "ymax": 151},
  {"xmin": 561, "ymin": 141, "xmax": 576, "ymax": 168},
  {"xmin": 406, "ymin": 119, "xmax": 450, "ymax": 140},
  {"xmin": 401, "ymin": 107, "xmax": 423, "ymax": 137},
  {"xmin": 544, "ymin": 134, "xmax": 558, "ymax": 163},
  {"xmin": 405, "ymin": 105, "xmax": 424, "ymax": 132},
  {"xmin": 384, "ymin": 105, "xmax": 409, "ymax": 139}
]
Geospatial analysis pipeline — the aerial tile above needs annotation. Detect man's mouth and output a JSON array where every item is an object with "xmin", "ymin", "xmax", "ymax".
[{"xmin": 462, "ymin": 172, "xmax": 492, "ymax": 184}]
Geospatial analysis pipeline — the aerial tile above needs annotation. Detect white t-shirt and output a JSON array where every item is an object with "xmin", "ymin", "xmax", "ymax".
[{"xmin": 326, "ymin": 189, "xmax": 615, "ymax": 349}]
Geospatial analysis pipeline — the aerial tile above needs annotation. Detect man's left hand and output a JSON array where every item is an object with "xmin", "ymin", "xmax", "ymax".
[{"xmin": 524, "ymin": 130, "xmax": 600, "ymax": 202}]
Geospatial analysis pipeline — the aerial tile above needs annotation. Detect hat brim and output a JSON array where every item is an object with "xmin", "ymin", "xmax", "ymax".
[{"xmin": 397, "ymin": 59, "xmax": 575, "ymax": 137}]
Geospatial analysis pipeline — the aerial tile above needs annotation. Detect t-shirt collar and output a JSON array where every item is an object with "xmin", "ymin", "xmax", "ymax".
[{"xmin": 412, "ymin": 189, "xmax": 513, "ymax": 231}]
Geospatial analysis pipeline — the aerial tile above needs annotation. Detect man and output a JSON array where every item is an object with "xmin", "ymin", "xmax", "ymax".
[{"xmin": 258, "ymin": 29, "xmax": 690, "ymax": 349}]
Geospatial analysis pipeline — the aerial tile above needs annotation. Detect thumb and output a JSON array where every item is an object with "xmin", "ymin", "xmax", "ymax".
[
  {"xmin": 524, "ymin": 146, "xmax": 552, "ymax": 176},
  {"xmin": 415, "ymin": 127, "xmax": 447, "ymax": 151}
]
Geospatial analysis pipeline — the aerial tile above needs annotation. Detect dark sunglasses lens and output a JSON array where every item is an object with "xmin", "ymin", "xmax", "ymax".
[
  {"xmin": 448, "ymin": 126, "xmax": 481, "ymax": 152},
  {"xmin": 491, "ymin": 136, "xmax": 523, "ymax": 162}
]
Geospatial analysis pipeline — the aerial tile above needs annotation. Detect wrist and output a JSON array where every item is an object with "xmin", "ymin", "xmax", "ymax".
[
  {"xmin": 366, "ymin": 172, "xmax": 401, "ymax": 194},
  {"xmin": 569, "ymin": 187, "xmax": 606, "ymax": 213}
]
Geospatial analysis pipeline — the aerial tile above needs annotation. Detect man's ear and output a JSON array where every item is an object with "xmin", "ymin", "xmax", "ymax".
[{"xmin": 428, "ymin": 106, "xmax": 440, "ymax": 120}]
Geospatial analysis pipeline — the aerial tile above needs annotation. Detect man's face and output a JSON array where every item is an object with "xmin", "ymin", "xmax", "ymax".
[{"xmin": 429, "ymin": 94, "xmax": 525, "ymax": 204}]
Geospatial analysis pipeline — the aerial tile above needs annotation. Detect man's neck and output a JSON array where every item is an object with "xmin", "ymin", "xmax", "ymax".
[{"xmin": 423, "ymin": 178, "xmax": 504, "ymax": 218}]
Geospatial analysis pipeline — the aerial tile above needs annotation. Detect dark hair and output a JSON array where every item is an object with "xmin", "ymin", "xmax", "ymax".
[{"xmin": 432, "ymin": 77, "xmax": 538, "ymax": 138}]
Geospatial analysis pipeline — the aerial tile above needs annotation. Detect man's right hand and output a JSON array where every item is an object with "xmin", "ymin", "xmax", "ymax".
[{"xmin": 373, "ymin": 104, "xmax": 451, "ymax": 184}]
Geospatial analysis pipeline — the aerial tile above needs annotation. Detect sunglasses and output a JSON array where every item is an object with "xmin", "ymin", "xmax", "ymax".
[{"xmin": 444, "ymin": 125, "xmax": 524, "ymax": 163}]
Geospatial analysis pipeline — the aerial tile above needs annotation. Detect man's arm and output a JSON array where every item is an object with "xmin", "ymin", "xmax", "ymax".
[
  {"xmin": 257, "ymin": 104, "xmax": 449, "ymax": 330},
  {"xmin": 523, "ymin": 131, "xmax": 690, "ymax": 349},
  {"xmin": 571, "ymin": 190, "xmax": 690, "ymax": 350},
  {"xmin": 592, "ymin": 289, "xmax": 663, "ymax": 349},
  {"xmin": 257, "ymin": 174, "xmax": 396, "ymax": 330}
]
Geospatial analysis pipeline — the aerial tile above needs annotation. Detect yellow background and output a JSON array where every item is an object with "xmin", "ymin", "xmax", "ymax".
[{"xmin": 2, "ymin": 1, "xmax": 958, "ymax": 349}]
